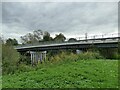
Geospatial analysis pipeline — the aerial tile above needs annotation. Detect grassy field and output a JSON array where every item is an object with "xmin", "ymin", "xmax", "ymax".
[{"xmin": 2, "ymin": 59, "xmax": 118, "ymax": 88}]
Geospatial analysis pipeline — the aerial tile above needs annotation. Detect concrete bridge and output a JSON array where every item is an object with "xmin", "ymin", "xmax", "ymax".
[
  {"xmin": 15, "ymin": 37, "xmax": 119, "ymax": 52},
  {"xmin": 14, "ymin": 33, "xmax": 120, "ymax": 65}
]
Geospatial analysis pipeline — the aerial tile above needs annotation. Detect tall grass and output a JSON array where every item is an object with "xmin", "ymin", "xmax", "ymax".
[
  {"xmin": 2, "ymin": 47, "xmax": 104, "ymax": 75},
  {"xmin": 78, "ymin": 51, "xmax": 104, "ymax": 60},
  {"xmin": 15, "ymin": 51, "xmax": 104, "ymax": 74},
  {"xmin": 48, "ymin": 51, "xmax": 103, "ymax": 64}
]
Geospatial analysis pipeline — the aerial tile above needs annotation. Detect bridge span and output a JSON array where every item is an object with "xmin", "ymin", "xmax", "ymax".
[
  {"xmin": 14, "ymin": 35, "xmax": 119, "ymax": 65},
  {"xmin": 15, "ymin": 36, "xmax": 119, "ymax": 52}
]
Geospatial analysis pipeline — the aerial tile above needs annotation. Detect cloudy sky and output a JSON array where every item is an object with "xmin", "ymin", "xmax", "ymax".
[{"xmin": 2, "ymin": 2, "xmax": 118, "ymax": 42}]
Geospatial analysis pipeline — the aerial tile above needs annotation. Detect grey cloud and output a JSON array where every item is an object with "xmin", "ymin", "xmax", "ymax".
[{"xmin": 2, "ymin": 2, "xmax": 118, "ymax": 42}]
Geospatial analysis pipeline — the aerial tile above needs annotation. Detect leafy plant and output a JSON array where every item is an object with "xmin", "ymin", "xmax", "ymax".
[{"xmin": 2, "ymin": 59, "xmax": 118, "ymax": 88}]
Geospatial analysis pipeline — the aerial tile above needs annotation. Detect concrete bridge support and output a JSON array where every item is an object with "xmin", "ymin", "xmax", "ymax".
[
  {"xmin": 30, "ymin": 51, "xmax": 47, "ymax": 65},
  {"xmin": 76, "ymin": 49, "xmax": 83, "ymax": 54}
]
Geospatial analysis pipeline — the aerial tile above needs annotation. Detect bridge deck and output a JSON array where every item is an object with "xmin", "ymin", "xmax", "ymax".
[{"xmin": 15, "ymin": 37, "xmax": 119, "ymax": 51}]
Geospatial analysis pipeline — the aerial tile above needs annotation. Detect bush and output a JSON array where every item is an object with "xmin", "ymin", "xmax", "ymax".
[
  {"xmin": 48, "ymin": 55, "xmax": 60, "ymax": 63},
  {"xmin": 99, "ymin": 48, "xmax": 118, "ymax": 59},
  {"xmin": 78, "ymin": 51, "xmax": 103, "ymax": 60},
  {"xmin": 115, "ymin": 53, "xmax": 120, "ymax": 60},
  {"xmin": 17, "ymin": 63, "xmax": 34, "ymax": 73},
  {"xmin": 2, "ymin": 44, "xmax": 20, "ymax": 74},
  {"xmin": 48, "ymin": 51, "xmax": 79, "ymax": 65},
  {"xmin": 19, "ymin": 54, "xmax": 31, "ymax": 65},
  {"xmin": 48, "ymin": 51, "xmax": 103, "ymax": 64},
  {"xmin": 64, "ymin": 53, "xmax": 78, "ymax": 61}
]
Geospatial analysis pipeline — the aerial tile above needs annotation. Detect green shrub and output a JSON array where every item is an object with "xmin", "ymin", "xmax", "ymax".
[
  {"xmin": 48, "ymin": 51, "xmax": 79, "ymax": 64},
  {"xmin": 19, "ymin": 55, "xmax": 31, "ymax": 65},
  {"xmin": 115, "ymin": 53, "xmax": 120, "ymax": 60},
  {"xmin": 99, "ymin": 48, "xmax": 118, "ymax": 59},
  {"xmin": 48, "ymin": 51, "xmax": 103, "ymax": 64},
  {"xmin": 65, "ymin": 53, "xmax": 78, "ymax": 61},
  {"xmin": 17, "ymin": 63, "xmax": 34, "ymax": 73},
  {"xmin": 2, "ymin": 44, "xmax": 20, "ymax": 74},
  {"xmin": 78, "ymin": 51, "xmax": 103, "ymax": 60}
]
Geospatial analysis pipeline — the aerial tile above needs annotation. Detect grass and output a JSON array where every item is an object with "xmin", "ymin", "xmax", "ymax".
[{"xmin": 2, "ymin": 59, "xmax": 118, "ymax": 88}]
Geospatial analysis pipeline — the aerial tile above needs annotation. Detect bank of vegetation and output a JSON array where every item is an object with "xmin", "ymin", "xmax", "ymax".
[
  {"xmin": 2, "ymin": 43, "xmax": 119, "ymax": 75},
  {"xmin": 2, "ymin": 58, "xmax": 118, "ymax": 88}
]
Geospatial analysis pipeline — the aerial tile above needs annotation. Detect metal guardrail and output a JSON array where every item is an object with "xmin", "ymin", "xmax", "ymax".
[{"xmin": 15, "ymin": 33, "xmax": 120, "ymax": 49}]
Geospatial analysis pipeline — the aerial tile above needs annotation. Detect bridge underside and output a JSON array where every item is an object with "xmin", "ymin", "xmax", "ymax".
[
  {"xmin": 16, "ymin": 42, "xmax": 118, "ymax": 52},
  {"xmin": 16, "ymin": 41, "xmax": 119, "ymax": 65}
]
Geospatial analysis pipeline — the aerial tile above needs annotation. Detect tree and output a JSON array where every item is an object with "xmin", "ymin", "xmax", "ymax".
[
  {"xmin": 20, "ymin": 35, "xmax": 29, "ymax": 44},
  {"xmin": 27, "ymin": 33, "xmax": 37, "ymax": 43},
  {"xmin": 43, "ymin": 31, "xmax": 53, "ymax": 41},
  {"xmin": 21, "ymin": 33, "xmax": 35, "ymax": 44},
  {"xmin": 68, "ymin": 38, "xmax": 77, "ymax": 42},
  {"xmin": 33, "ymin": 29, "xmax": 43, "ymax": 41},
  {"xmin": 54, "ymin": 33, "xmax": 66, "ymax": 42},
  {"xmin": 21, "ymin": 30, "xmax": 44, "ymax": 44},
  {"xmin": 6, "ymin": 38, "xmax": 18, "ymax": 46}
]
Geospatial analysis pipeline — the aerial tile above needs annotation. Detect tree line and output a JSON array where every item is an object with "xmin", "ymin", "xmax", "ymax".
[
  {"xmin": 20, "ymin": 30, "xmax": 66, "ymax": 44},
  {"xmin": 1, "ymin": 29, "xmax": 78, "ymax": 46}
]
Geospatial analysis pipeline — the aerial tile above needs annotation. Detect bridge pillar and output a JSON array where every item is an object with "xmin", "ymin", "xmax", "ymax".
[
  {"xmin": 39, "ymin": 52, "xmax": 43, "ymax": 63},
  {"xmin": 36, "ymin": 52, "xmax": 38, "ymax": 63},
  {"xmin": 30, "ymin": 51, "xmax": 47, "ymax": 65},
  {"xmin": 30, "ymin": 52, "xmax": 33, "ymax": 64},
  {"xmin": 43, "ymin": 51, "xmax": 47, "ymax": 61},
  {"xmin": 39, "ymin": 51, "xmax": 47, "ymax": 63},
  {"xmin": 76, "ymin": 49, "xmax": 83, "ymax": 54},
  {"xmin": 33, "ymin": 53, "xmax": 35, "ymax": 64},
  {"xmin": 30, "ymin": 51, "xmax": 36, "ymax": 65},
  {"xmin": 34, "ymin": 52, "xmax": 37, "ymax": 64}
]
